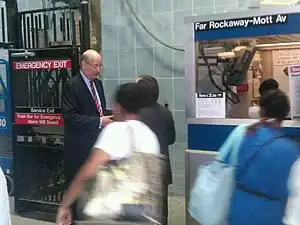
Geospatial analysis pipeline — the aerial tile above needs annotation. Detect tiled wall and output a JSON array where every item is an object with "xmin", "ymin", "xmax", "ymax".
[{"xmin": 101, "ymin": 0, "xmax": 251, "ymax": 196}]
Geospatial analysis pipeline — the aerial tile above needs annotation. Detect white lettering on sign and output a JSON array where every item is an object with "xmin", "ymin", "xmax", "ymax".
[
  {"xmin": 13, "ymin": 60, "xmax": 72, "ymax": 70},
  {"xmin": 0, "ymin": 118, "xmax": 6, "ymax": 128},
  {"xmin": 194, "ymin": 14, "xmax": 288, "ymax": 31}
]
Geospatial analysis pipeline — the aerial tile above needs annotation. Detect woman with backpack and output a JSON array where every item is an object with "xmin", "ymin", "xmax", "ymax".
[{"xmin": 227, "ymin": 89, "xmax": 300, "ymax": 225}]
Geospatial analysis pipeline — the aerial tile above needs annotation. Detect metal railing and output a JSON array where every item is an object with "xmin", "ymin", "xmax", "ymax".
[{"xmin": 19, "ymin": 6, "xmax": 82, "ymax": 49}]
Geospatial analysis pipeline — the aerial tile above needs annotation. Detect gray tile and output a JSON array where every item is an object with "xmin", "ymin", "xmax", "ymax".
[
  {"xmin": 116, "ymin": 0, "xmax": 129, "ymax": 17},
  {"xmin": 26, "ymin": 0, "xmax": 43, "ymax": 10},
  {"xmin": 173, "ymin": 68, "xmax": 185, "ymax": 78},
  {"xmin": 119, "ymin": 48, "xmax": 136, "ymax": 79},
  {"xmin": 192, "ymin": 7, "xmax": 214, "ymax": 16},
  {"xmin": 173, "ymin": 142, "xmax": 187, "ymax": 176},
  {"xmin": 173, "ymin": 47, "xmax": 185, "ymax": 76},
  {"xmin": 174, "ymin": 78, "xmax": 186, "ymax": 111},
  {"xmin": 170, "ymin": 174, "xmax": 185, "ymax": 196},
  {"xmin": 101, "ymin": 0, "xmax": 117, "ymax": 26},
  {"xmin": 153, "ymin": 0, "xmax": 172, "ymax": 12},
  {"xmin": 103, "ymin": 79, "xmax": 119, "ymax": 109},
  {"xmin": 102, "ymin": 25, "xmax": 118, "ymax": 50},
  {"xmin": 173, "ymin": 10, "xmax": 192, "ymax": 45},
  {"xmin": 173, "ymin": 0, "xmax": 192, "ymax": 11},
  {"xmin": 153, "ymin": 12, "xmax": 173, "ymax": 47},
  {"xmin": 134, "ymin": 16, "xmax": 154, "ymax": 48},
  {"xmin": 117, "ymin": 17, "xmax": 135, "ymax": 49},
  {"xmin": 156, "ymin": 78, "xmax": 174, "ymax": 110},
  {"xmin": 174, "ymin": 111, "xmax": 187, "ymax": 142},
  {"xmin": 215, "ymin": 4, "xmax": 238, "ymax": 13},
  {"xmin": 169, "ymin": 145, "xmax": 176, "ymax": 174},
  {"xmin": 136, "ymin": 47, "xmax": 154, "ymax": 76},
  {"xmin": 17, "ymin": 0, "xmax": 29, "ymax": 12},
  {"xmin": 102, "ymin": 50, "xmax": 119, "ymax": 79},
  {"xmin": 135, "ymin": 0, "xmax": 153, "ymax": 13},
  {"xmin": 215, "ymin": 0, "xmax": 237, "ymax": 6},
  {"xmin": 154, "ymin": 46, "xmax": 173, "ymax": 78},
  {"xmin": 193, "ymin": 0, "xmax": 215, "ymax": 8}
]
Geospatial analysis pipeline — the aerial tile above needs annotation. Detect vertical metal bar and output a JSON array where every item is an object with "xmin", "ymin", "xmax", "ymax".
[
  {"xmin": 32, "ymin": 71, "xmax": 37, "ymax": 106},
  {"xmin": 52, "ymin": 13, "xmax": 57, "ymax": 42},
  {"xmin": 22, "ymin": 14, "xmax": 27, "ymax": 48},
  {"xmin": 80, "ymin": 0, "xmax": 90, "ymax": 51},
  {"xmin": 55, "ymin": 70, "xmax": 59, "ymax": 107},
  {"xmin": 37, "ymin": 71, "xmax": 41, "ymax": 106},
  {"xmin": 26, "ymin": 16, "xmax": 30, "ymax": 48},
  {"xmin": 18, "ymin": 14, "xmax": 23, "ymax": 48},
  {"xmin": 78, "ymin": 20, "xmax": 82, "ymax": 48},
  {"xmin": 38, "ymin": 14, "xmax": 42, "ymax": 29},
  {"xmin": 30, "ymin": 13, "xmax": 35, "ymax": 48},
  {"xmin": 28, "ymin": 71, "xmax": 33, "ymax": 106},
  {"xmin": 5, "ymin": 0, "xmax": 19, "ymax": 47},
  {"xmin": 66, "ymin": 18, "xmax": 70, "ymax": 41},
  {"xmin": 1, "ymin": 7, "xmax": 5, "ymax": 42},
  {"xmin": 43, "ymin": 14, "xmax": 48, "ymax": 47},
  {"xmin": 62, "ymin": 12, "xmax": 66, "ymax": 41},
  {"xmin": 70, "ymin": 11, "xmax": 76, "ymax": 46},
  {"xmin": 35, "ymin": 15, "xmax": 39, "ymax": 48}
]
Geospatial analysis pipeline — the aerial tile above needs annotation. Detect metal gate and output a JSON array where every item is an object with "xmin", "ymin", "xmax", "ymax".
[{"xmin": 10, "ymin": 47, "xmax": 78, "ymax": 217}]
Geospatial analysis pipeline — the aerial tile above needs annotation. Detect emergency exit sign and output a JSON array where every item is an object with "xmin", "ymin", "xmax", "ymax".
[{"xmin": 13, "ymin": 59, "xmax": 72, "ymax": 70}]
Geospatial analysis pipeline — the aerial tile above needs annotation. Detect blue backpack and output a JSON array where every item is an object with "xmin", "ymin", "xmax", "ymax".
[{"xmin": 188, "ymin": 125, "xmax": 246, "ymax": 225}]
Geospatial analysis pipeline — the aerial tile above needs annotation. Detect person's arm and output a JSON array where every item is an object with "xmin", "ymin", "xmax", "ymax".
[
  {"xmin": 62, "ymin": 81, "xmax": 100, "ymax": 130},
  {"xmin": 59, "ymin": 123, "xmax": 124, "ymax": 209},
  {"xmin": 166, "ymin": 109, "xmax": 176, "ymax": 145},
  {"xmin": 59, "ymin": 149, "xmax": 111, "ymax": 209},
  {"xmin": 283, "ymin": 157, "xmax": 300, "ymax": 225}
]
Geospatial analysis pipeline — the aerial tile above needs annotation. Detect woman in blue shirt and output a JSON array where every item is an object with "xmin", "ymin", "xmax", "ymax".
[{"xmin": 228, "ymin": 89, "xmax": 300, "ymax": 225}]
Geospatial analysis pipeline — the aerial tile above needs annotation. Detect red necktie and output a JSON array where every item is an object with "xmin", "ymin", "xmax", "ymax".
[{"xmin": 90, "ymin": 80, "xmax": 103, "ymax": 116}]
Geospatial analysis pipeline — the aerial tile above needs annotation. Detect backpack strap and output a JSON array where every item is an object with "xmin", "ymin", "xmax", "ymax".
[{"xmin": 217, "ymin": 124, "xmax": 247, "ymax": 166}]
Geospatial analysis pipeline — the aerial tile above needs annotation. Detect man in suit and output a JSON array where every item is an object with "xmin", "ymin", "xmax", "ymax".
[
  {"xmin": 61, "ymin": 49, "xmax": 113, "ymax": 220},
  {"xmin": 136, "ymin": 75, "xmax": 176, "ymax": 225}
]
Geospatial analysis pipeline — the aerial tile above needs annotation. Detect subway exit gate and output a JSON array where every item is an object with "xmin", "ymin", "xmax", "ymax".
[{"xmin": 10, "ymin": 48, "xmax": 79, "ymax": 217}]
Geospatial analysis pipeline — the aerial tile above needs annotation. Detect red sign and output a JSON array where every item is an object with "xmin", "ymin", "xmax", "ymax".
[
  {"xmin": 15, "ymin": 113, "xmax": 63, "ymax": 126},
  {"xmin": 237, "ymin": 83, "xmax": 249, "ymax": 93},
  {"xmin": 13, "ymin": 60, "xmax": 72, "ymax": 70},
  {"xmin": 290, "ymin": 66, "xmax": 300, "ymax": 75}
]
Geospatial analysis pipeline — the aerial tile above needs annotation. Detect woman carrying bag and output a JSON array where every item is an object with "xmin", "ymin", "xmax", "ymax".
[{"xmin": 189, "ymin": 89, "xmax": 300, "ymax": 225}]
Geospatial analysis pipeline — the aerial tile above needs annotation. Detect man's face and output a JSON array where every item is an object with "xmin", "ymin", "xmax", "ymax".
[{"xmin": 81, "ymin": 55, "xmax": 103, "ymax": 80}]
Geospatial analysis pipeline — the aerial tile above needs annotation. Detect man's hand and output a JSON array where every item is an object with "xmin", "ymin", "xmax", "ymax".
[
  {"xmin": 56, "ymin": 206, "xmax": 72, "ymax": 225},
  {"xmin": 101, "ymin": 115, "xmax": 114, "ymax": 127}
]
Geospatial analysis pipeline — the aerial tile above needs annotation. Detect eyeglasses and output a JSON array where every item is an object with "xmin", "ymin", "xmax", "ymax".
[{"xmin": 83, "ymin": 60, "xmax": 103, "ymax": 70}]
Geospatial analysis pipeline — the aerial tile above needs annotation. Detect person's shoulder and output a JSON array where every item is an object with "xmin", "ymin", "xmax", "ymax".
[
  {"xmin": 103, "ymin": 121, "xmax": 126, "ymax": 133},
  {"xmin": 65, "ymin": 73, "xmax": 81, "ymax": 86},
  {"xmin": 130, "ymin": 120, "xmax": 158, "ymax": 140}
]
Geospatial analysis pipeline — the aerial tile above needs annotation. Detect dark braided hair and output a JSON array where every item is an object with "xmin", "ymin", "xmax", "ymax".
[{"xmin": 247, "ymin": 89, "xmax": 290, "ymax": 133}]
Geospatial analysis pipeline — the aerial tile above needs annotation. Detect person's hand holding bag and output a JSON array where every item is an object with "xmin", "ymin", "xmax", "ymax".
[{"xmin": 56, "ymin": 206, "xmax": 72, "ymax": 225}]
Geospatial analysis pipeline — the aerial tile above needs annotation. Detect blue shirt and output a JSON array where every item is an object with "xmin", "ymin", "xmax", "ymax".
[
  {"xmin": 80, "ymin": 71, "xmax": 103, "ymax": 128},
  {"xmin": 226, "ymin": 126, "xmax": 299, "ymax": 225}
]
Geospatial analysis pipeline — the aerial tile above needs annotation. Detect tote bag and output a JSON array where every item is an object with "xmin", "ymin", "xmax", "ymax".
[
  {"xmin": 77, "ymin": 123, "xmax": 167, "ymax": 223},
  {"xmin": 188, "ymin": 124, "xmax": 247, "ymax": 225}
]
